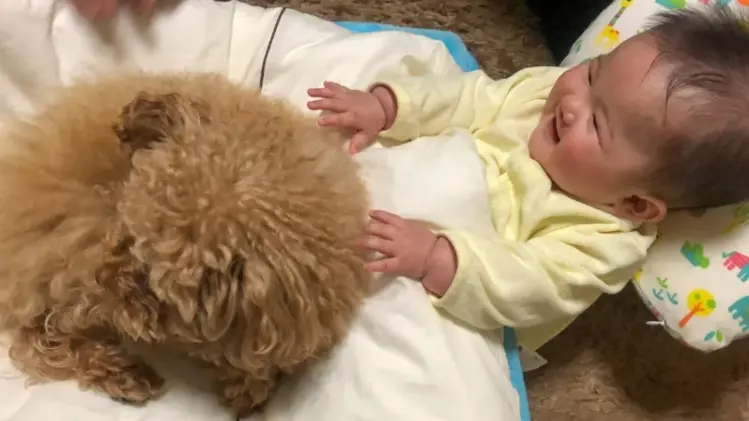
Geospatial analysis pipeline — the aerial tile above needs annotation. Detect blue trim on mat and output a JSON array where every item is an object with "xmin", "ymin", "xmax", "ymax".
[
  {"xmin": 335, "ymin": 21, "xmax": 480, "ymax": 72},
  {"xmin": 335, "ymin": 20, "xmax": 531, "ymax": 421},
  {"xmin": 503, "ymin": 328, "xmax": 531, "ymax": 421}
]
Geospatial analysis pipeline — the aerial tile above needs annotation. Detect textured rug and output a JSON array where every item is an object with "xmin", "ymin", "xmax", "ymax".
[
  {"xmin": 243, "ymin": 0, "xmax": 552, "ymax": 78},
  {"xmin": 243, "ymin": 1, "xmax": 749, "ymax": 420}
]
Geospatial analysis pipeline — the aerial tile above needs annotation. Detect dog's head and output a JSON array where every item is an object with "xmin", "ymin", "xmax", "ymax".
[{"xmin": 113, "ymin": 86, "xmax": 370, "ymax": 361}]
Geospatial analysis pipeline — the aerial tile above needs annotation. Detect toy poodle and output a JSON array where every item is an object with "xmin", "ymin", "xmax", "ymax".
[{"xmin": 0, "ymin": 72, "xmax": 371, "ymax": 416}]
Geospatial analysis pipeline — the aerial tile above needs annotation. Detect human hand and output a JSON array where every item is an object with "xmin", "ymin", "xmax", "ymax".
[
  {"xmin": 307, "ymin": 81, "xmax": 397, "ymax": 154},
  {"xmin": 70, "ymin": 0, "xmax": 157, "ymax": 20},
  {"xmin": 363, "ymin": 210, "xmax": 456, "ymax": 296}
]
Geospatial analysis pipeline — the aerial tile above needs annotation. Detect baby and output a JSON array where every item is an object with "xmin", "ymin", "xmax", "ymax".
[{"xmin": 307, "ymin": 7, "xmax": 749, "ymax": 351}]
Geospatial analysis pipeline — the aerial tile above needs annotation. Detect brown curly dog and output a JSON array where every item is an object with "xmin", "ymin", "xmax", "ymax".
[{"xmin": 0, "ymin": 72, "xmax": 370, "ymax": 416}]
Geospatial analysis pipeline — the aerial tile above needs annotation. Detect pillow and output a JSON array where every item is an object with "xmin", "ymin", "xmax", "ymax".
[
  {"xmin": 633, "ymin": 205, "xmax": 749, "ymax": 352},
  {"xmin": 559, "ymin": 0, "xmax": 749, "ymax": 352},
  {"xmin": 561, "ymin": 0, "xmax": 743, "ymax": 67}
]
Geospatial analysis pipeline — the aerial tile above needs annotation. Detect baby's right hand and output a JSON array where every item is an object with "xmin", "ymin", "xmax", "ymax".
[{"xmin": 307, "ymin": 81, "xmax": 396, "ymax": 154}]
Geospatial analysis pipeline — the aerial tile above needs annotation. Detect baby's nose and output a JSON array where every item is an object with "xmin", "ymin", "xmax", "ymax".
[
  {"xmin": 561, "ymin": 110, "xmax": 575, "ymax": 126},
  {"xmin": 557, "ymin": 95, "xmax": 579, "ymax": 128}
]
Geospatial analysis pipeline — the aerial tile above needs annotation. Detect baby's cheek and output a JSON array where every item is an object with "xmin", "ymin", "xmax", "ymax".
[
  {"xmin": 560, "ymin": 136, "xmax": 583, "ymax": 161},
  {"xmin": 562, "ymin": 136, "xmax": 598, "ymax": 172},
  {"xmin": 553, "ymin": 66, "xmax": 586, "ymax": 95}
]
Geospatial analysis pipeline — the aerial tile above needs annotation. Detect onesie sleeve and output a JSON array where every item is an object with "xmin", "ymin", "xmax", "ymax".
[
  {"xmin": 373, "ymin": 66, "xmax": 562, "ymax": 142},
  {"xmin": 432, "ymin": 221, "xmax": 656, "ymax": 343}
]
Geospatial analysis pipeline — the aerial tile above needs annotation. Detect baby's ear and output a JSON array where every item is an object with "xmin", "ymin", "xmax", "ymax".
[
  {"xmin": 616, "ymin": 194, "xmax": 667, "ymax": 223},
  {"xmin": 113, "ymin": 91, "xmax": 206, "ymax": 153}
]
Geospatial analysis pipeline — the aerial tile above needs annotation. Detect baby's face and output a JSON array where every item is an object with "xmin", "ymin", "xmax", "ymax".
[{"xmin": 529, "ymin": 35, "xmax": 670, "ymax": 221}]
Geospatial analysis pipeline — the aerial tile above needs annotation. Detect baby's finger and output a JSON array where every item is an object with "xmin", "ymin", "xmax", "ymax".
[
  {"xmin": 349, "ymin": 131, "xmax": 373, "ymax": 154},
  {"xmin": 364, "ymin": 257, "xmax": 402, "ymax": 274},
  {"xmin": 319, "ymin": 112, "xmax": 358, "ymax": 128},
  {"xmin": 307, "ymin": 87, "xmax": 336, "ymax": 99},
  {"xmin": 323, "ymin": 81, "xmax": 349, "ymax": 92},
  {"xmin": 366, "ymin": 220, "xmax": 399, "ymax": 241},
  {"xmin": 362, "ymin": 235, "xmax": 397, "ymax": 256},
  {"xmin": 369, "ymin": 210, "xmax": 405, "ymax": 227},
  {"xmin": 307, "ymin": 99, "xmax": 349, "ymax": 113}
]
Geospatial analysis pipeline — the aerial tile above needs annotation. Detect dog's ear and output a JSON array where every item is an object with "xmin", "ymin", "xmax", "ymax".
[
  {"xmin": 113, "ymin": 91, "xmax": 207, "ymax": 153},
  {"xmin": 191, "ymin": 257, "xmax": 246, "ymax": 341},
  {"xmin": 97, "ymin": 238, "xmax": 167, "ymax": 343},
  {"xmin": 143, "ymin": 255, "xmax": 246, "ymax": 343}
]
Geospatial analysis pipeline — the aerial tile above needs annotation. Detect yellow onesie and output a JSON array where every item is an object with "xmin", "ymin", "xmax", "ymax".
[{"xmin": 376, "ymin": 66, "xmax": 657, "ymax": 351}]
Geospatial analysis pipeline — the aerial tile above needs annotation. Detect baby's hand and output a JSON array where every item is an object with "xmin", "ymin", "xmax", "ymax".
[
  {"xmin": 70, "ymin": 0, "xmax": 157, "ymax": 20},
  {"xmin": 363, "ymin": 210, "xmax": 456, "ymax": 296},
  {"xmin": 307, "ymin": 82, "xmax": 396, "ymax": 154}
]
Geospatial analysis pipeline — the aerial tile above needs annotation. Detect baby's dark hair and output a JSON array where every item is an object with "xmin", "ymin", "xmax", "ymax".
[{"xmin": 644, "ymin": 6, "xmax": 749, "ymax": 209}]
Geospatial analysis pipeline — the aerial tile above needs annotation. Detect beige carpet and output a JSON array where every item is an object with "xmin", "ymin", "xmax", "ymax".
[
  {"xmin": 245, "ymin": 0, "xmax": 749, "ymax": 419},
  {"xmin": 244, "ymin": 0, "xmax": 552, "ymax": 77}
]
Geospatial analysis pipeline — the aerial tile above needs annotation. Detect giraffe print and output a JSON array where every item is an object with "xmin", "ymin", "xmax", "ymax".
[{"xmin": 595, "ymin": 0, "xmax": 635, "ymax": 50}]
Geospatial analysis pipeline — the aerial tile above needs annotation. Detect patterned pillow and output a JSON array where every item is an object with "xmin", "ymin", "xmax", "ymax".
[
  {"xmin": 560, "ymin": 0, "xmax": 749, "ymax": 352},
  {"xmin": 561, "ymin": 0, "xmax": 748, "ymax": 67}
]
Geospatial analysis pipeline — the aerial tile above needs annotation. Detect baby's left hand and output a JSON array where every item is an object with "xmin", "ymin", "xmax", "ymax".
[
  {"xmin": 363, "ymin": 210, "xmax": 437, "ymax": 279},
  {"xmin": 363, "ymin": 210, "xmax": 457, "ymax": 296}
]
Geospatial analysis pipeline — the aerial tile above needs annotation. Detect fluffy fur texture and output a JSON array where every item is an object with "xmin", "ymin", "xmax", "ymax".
[{"xmin": 0, "ymin": 72, "xmax": 370, "ymax": 416}]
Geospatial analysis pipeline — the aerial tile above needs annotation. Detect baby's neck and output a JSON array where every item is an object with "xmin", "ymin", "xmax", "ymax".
[{"xmin": 550, "ymin": 182, "xmax": 639, "ymax": 222}]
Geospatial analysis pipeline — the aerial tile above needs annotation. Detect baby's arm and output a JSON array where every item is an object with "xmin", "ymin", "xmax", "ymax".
[
  {"xmin": 307, "ymin": 67, "xmax": 560, "ymax": 153},
  {"xmin": 375, "ymin": 66, "xmax": 560, "ymax": 141},
  {"xmin": 429, "ymin": 223, "xmax": 654, "ymax": 347},
  {"xmin": 359, "ymin": 208, "xmax": 653, "ymax": 344}
]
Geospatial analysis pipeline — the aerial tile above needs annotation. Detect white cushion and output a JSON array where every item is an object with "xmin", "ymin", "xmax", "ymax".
[{"xmin": 0, "ymin": 1, "xmax": 523, "ymax": 420}]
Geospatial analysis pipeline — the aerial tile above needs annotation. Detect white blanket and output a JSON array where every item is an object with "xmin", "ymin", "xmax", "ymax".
[{"xmin": 0, "ymin": 1, "xmax": 521, "ymax": 421}]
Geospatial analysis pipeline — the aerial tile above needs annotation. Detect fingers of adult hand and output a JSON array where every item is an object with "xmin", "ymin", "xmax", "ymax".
[
  {"xmin": 70, "ymin": 0, "xmax": 98, "ymax": 16},
  {"xmin": 369, "ymin": 210, "xmax": 405, "ymax": 227},
  {"xmin": 366, "ymin": 220, "xmax": 399, "ymax": 241},
  {"xmin": 72, "ymin": 0, "xmax": 119, "ymax": 19},
  {"xmin": 132, "ymin": 0, "xmax": 156, "ymax": 13},
  {"xmin": 349, "ymin": 131, "xmax": 373, "ymax": 154},
  {"xmin": 364, "ymin": 258, "xmax": 401, "ymax": 274}
]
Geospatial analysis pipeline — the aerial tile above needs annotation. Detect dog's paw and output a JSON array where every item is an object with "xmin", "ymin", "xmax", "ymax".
[
  {"xmin": 219, "ymin": 380, "xmax": 273, "ymax": 419},
  {"xmin": 104, "ymin": 362, "xmax": 166, "ymax": 405},
  {"xmin": 223, "ymin": 394, "xmax": 264, "ymax": 420}
]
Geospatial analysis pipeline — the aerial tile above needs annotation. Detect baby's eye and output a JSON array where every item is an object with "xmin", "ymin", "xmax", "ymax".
[{"xmin": 592, "ymin": 113, "xmax": 600, "ymax": 137}]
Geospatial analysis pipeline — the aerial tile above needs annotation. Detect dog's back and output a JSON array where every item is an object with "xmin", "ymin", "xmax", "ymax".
[
  {"xmin": 0, "ymin": 73, "xmax": 371, "ymax": 414},
  {"xmin": 0, "ymin": 75, "xmax": 140, "ymax": 330}
]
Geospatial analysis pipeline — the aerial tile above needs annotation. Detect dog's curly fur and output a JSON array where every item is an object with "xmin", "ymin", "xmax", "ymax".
[{"xmin": 0, "ymin": 72, "xmax": 370, "ymax": 416}]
